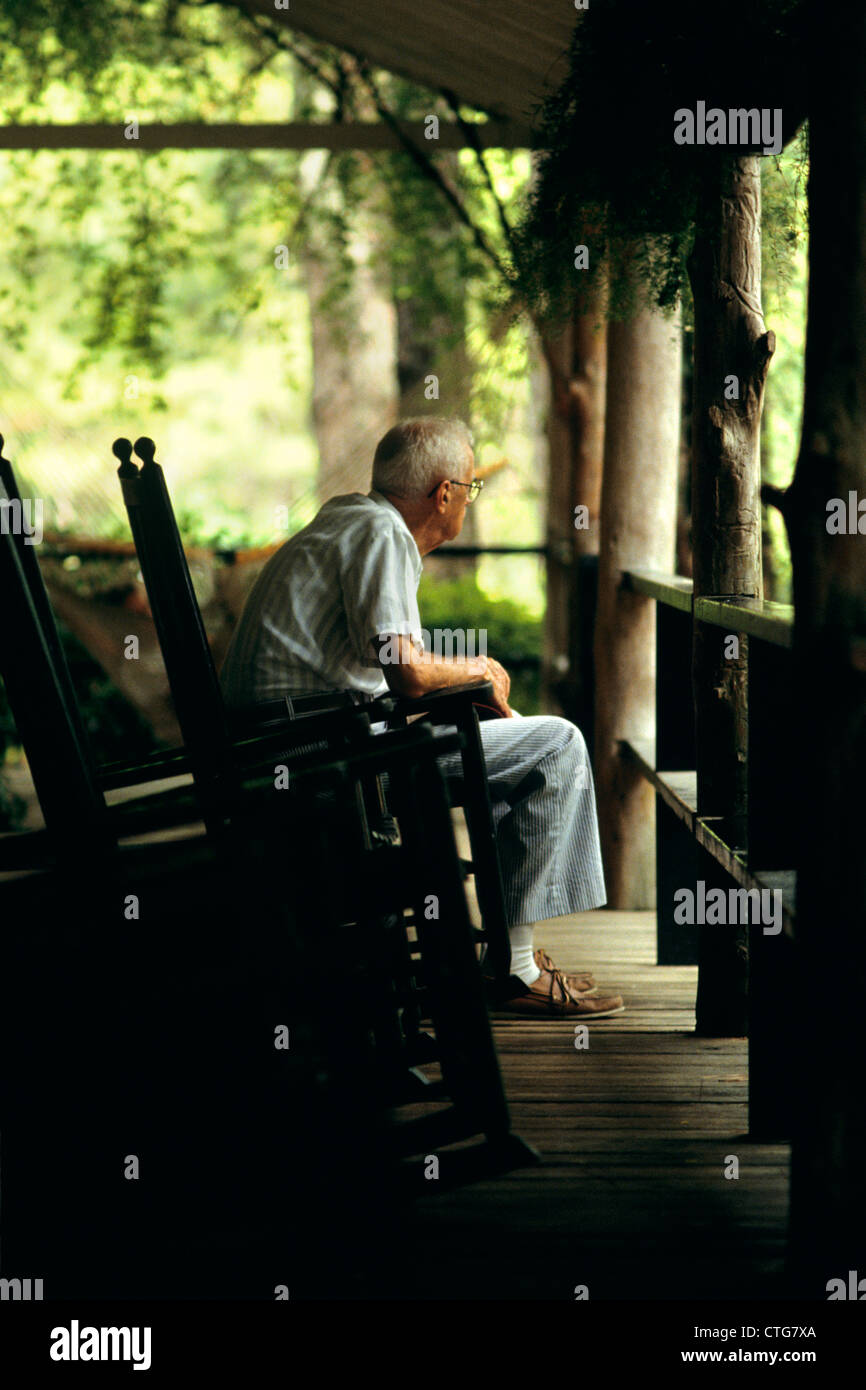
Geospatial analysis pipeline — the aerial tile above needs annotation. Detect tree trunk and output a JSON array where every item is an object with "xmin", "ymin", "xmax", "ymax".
[
  {"xmin": 305, "ymin": 228, "xmax": 398, "ymax": 502},
  {"xmin": 594, "ymin": 280, "xmax": 681, "ymax": 908},
  {"xmin": 396, "ymin": 283, "xmax": 478, "ymax": 582},
  {"xmin": 543, "ymin": 289, "xmax": 607, "ymax": 742},
  {"xmin": 688, "ymin": 155, "xmax": 775, "ymax": 1035},
  {"xmin": 783, "ymin": 4, "xmax": 866, "ymax": 1287}
]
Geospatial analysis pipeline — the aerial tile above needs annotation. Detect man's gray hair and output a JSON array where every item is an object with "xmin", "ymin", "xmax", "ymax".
[{"xmin": 372, "ymin": 417, "xmax": 473, "ymax": 498}]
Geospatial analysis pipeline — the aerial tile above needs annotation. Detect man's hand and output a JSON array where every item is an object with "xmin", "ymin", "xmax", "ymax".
[
  {"xmin": 484, "ymin": 656, "xmax": 514, "ymax": 718},
  {"xmin": 376, "ymin": 634, "xmax": 514, "ymax": 715}
]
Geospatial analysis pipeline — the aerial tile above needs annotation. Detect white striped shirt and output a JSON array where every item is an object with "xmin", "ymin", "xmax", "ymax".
[{"xmin": 219, "ymin": 489, "xmax": 423, "ymax": 705}]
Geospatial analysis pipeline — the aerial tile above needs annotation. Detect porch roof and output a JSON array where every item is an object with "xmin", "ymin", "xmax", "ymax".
[{"xmin": 251, "ymin": 0, "xmax": 577, "ymax": 122}]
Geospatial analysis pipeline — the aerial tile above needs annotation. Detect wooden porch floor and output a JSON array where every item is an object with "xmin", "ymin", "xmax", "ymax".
[{"xmin": 386, "ymin": 911, "xmax": 791, "ymax": 1301}]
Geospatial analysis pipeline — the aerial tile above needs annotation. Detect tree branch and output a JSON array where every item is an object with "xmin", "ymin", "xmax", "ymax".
[
  {"xmin": 441, "ymin": 88, "xmax": 520, "ymax": 271},
  {"xmin": 184, "ymin": 1, "xmax": 571, "ymax": 410},
  {"xmin": 439, "ymin": 90, "xmax": 579, "ymax": 406},
  {"xmin": 353, "ymin": 61, "xmax": 513, "ymax": 287},
  {"xmin": 761, "ymin": 482, "xmax": 790, "ymax": 517},
  {"xmin": 184, "ymin": 0, "xmax": 344, "ymax": 98}
]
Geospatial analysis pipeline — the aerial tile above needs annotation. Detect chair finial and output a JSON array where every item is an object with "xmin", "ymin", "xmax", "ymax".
[
  {"xmin": 112, "ymin": 437, "xmax": 136, "ymax": 474},
  {"xmin": 134, "ymin": 436, "xmax": 156, "ymax": 468}
]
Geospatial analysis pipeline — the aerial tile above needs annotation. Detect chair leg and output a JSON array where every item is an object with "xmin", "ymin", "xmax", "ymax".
[
  {"xmin": 393, "ymin": 746, "xmax": 513, "ymax": 1145},
  {"xmin": 397, "ymin": 1132, "xmax": 541, "ymax": 1193},
  {"xmin": 454, "ymin": 708, "xmax": 512, "ymax": 983}
]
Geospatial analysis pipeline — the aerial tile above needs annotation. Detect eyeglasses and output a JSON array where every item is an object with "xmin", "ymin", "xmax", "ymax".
[{"xmin": 426, "ymin": 478, "xmax": 484, "ymax": 503}]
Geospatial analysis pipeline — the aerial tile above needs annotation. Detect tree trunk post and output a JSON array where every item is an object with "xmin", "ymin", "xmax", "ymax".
[
  {"xmin": 594, "ymin": 280, "xmax": 681, "ymax": 908},
  {"xmin": 395, "ymin": 150, "xmax": 479, "ymax": 583},
  {"xmin": 543, "ymin": 291, "xmax": 607, "ymax": 743},
  {"xmin": 305, "ymin": 231, "xmax": 398, "ymax": 502},
  {"xmin": 688, "ymin": 155, "xmax": 775, "ymax": 1035}
]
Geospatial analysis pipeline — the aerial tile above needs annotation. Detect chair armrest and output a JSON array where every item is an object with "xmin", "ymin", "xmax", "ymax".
[
  {"xmin": 229, "ymin": 693, "xmax": 397, "ymax": 735},
  {"xmin": 233, "ymin": 708, "xmax": 374, "ymax": 765},
  {"xmin": 389, "ymin": 679, "xmax": 498, "ymax": 725}
]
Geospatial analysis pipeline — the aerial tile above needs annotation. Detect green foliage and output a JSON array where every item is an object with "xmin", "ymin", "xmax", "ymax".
[
  {"xmin": 173, "ymin": 504, "xmax": 259, "ymax": 551},
  {"xmin": 0, "ymin": 0, "xmax": 541, "ymax": 559},
  {"xmin": 418, "ymin": 574, "xmax": 542, "ymax": 713},
  {"xmin": 0, "ymin": 678, "xmax": 27, "ymax": 830},
  {"xmin": 0, "ymin": 636, "xmax": 161, "ymax": 828},
  {"xmin": 0, "ymin": 1, "xmax": 258, "ymax": 114},
  {"xmin": 0, "ymin": 617, "xmax": 165, "ymax": 835},
  {"xmin": 759, "ymin": 133, "xmax": 808, "ymax": 602},
  {"xmin": 0, "ymin": 0, "xmax": 311, "ymax": 382},
  {"xmin": 0, "ymin": 0, "xmax": 532, "ymax": 402},
  {"xmin": 57, "ymin": 619, "xmax": 166, "ymax": 761},
  {"xmin": 0, "ymin": 0, "xmax": 526, "ymax": 398},
  {"xmin": 0, "ymin": 627, "xmax": 166, "ymax": 835},
  {"xmin": 512, "ymin": 0, "xmax": 809, "ymax": 324}
]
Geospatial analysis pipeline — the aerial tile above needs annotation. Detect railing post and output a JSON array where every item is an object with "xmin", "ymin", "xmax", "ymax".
[
  {"xmin": 748, "ymin": 632, "xmax": 798, "ymax": 1138},
  {"xmin": 656, "ymin": 599, "xmax": 698, "ymax": 964},
  {"xmin": 747, "ymin": 638, "xmax": 798, "ymax": 869}
]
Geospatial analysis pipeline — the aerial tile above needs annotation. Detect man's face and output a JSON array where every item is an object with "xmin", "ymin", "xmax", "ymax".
[{"xmin": 444, "ymin": 446, "xmax": 475, "ymax": 541}]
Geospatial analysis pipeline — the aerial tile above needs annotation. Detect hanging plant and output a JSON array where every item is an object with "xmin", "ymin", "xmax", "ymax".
[{"xmin": 511, "ymin": 0, "xmax": 808, "ymax": 326}]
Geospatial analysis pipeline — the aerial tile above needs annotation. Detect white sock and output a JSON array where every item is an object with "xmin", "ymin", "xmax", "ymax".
[{"xmin": 508, "ymin": 924, "xmax": 540, "ymax": 985}]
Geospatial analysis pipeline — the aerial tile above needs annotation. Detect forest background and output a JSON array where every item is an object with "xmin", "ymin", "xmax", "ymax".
[{"xmin": 0, "ymin": 0, "xmax": 808, "ymax": 821}]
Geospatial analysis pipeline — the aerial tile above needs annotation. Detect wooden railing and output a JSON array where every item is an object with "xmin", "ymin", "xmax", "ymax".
[{"xmin": 621, "ymin": 569, "xmax": 797, "ymax": 1137}]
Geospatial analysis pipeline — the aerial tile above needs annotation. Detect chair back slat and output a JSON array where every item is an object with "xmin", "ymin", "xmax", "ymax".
[
  {"xmin": 0, "ymin": 457, "xmax": 111, "ymax": 852},
  {"xmin": 115, "ymin": 437, "xmax": 236, "ymax": 825},
  {"xmin": 0, "ymin": 436, "xmax": 101, "ymax": 762},
  {"xmin": 0, "ymin": 441, "xmax": 69, "ymax": 683}
]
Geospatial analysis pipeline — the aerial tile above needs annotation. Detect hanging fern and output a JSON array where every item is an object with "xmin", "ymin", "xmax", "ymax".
[{"xmin": 511, "ymin": 0, "xmax": 809, "ymax": 326}]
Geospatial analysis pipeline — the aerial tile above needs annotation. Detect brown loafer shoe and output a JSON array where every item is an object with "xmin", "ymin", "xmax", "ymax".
[
  {"xmin": 497, "ymin": 966, "xmax": 625, "ymax": 1019},
  {"xmin": 534, "ymin": 948, "xmax": 597, "ymax": 995}
]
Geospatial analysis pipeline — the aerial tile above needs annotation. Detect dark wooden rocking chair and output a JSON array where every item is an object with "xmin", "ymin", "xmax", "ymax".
[
  {"xmin": 112, "ymin": 434, "xmax": 537, "ymax": 1180},
  {"xmin": 0, "ymin": 493, "xmax": 536, "ymax": 1298},
  {"xmin": 113, "ymin": 434, "xmax": 514, "ymax": 986},
  {"xmin": 0, "ymin": 431, "xmax": 388, "ymax": 866}
]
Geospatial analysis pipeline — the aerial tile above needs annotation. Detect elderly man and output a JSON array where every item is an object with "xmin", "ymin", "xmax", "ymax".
[{"xmin": 220, "ymin": 417, "xmax": 624, "ymax": 1018}]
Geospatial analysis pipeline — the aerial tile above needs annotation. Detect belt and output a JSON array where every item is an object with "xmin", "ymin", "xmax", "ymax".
[{"xmin": 231, "ymin": 689, "xmax": 383, "ymax": 727}]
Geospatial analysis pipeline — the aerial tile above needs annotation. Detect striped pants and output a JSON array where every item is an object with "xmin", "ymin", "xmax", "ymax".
[
  {"xmin": 249, "ymin": 696, "xmax": 607, "ymax": 932},
  {"xmin": 433, "ymin": 714, "xmax": 607, "ymax": 929}
]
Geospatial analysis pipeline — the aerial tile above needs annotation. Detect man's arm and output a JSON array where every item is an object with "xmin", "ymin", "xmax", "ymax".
[{"xmin": 375, "ymin": 634, "xmax": 513, "ymax": 716}]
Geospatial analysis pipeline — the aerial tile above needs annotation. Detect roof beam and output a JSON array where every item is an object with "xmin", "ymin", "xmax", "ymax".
[{"xmin": 0, "ymin": 121, "xmax": 535, "ymax": 151}]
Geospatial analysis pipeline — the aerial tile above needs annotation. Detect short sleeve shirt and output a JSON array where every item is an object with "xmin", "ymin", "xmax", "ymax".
[{"xmin": 219, "ymin": 490, "xmax": 423, "ymax": 704}]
